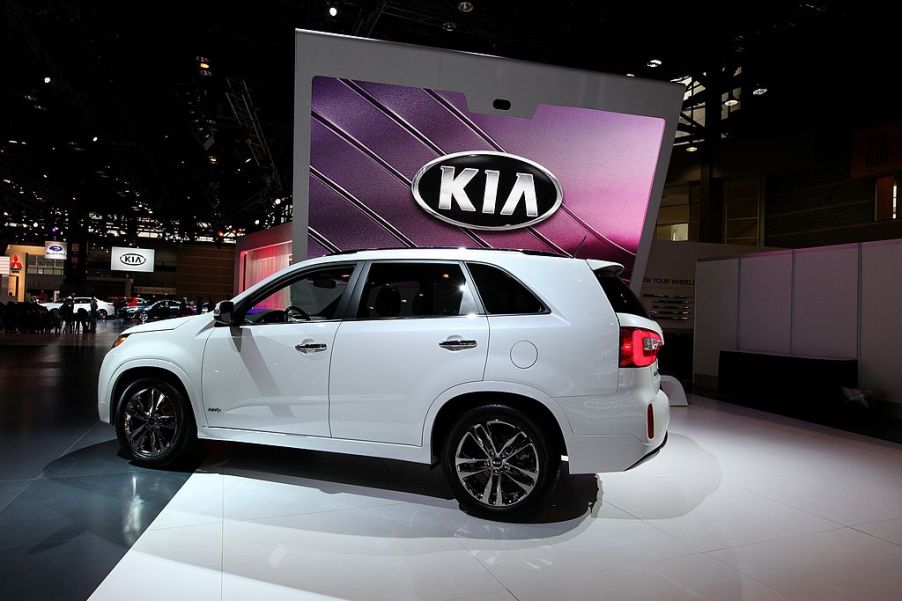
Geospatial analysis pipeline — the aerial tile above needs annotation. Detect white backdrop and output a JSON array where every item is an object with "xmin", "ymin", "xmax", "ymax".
[{"xmin": 694, "ymin": 239, "xmax": 902, "ymax": 406}]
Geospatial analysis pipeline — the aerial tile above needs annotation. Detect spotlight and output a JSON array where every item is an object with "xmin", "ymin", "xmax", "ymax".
[
  {"xmin": 199, "ymin": 62, "xmax": 210, "ymax": 69},
  {"xmin": 208, "ymin": 155, "xmax": 217, "ymax": 164},
  {"xmin": 625, "ymin": 73, "xmax": 635, "ymax": 77},
  {"xmin": 752, "ymin": 86, "xmax": 768, "ymax": 96},
  {"xmin": 646, "ymin": 58, "xmax": 662, "ymax": 68},
  {"xmin": 274, "ymin": 198, "xmax": 281, "ymax": 205},
  {"xmin": 33, "ymin": 222, "xmax": 39, "ymax": 227},
  {"xmin": 254, "ymin": 219, "xmax": 260, "ymax": 225},
  {"xmin": 92, "ymin": 136, "xmax": 98, "ymax": 142},
  {"xmin": 457, "ymin": 1, "xmax": 474, "ymax": 12},
  {"xmin": 724, "ymin": 93, "xmax": 739, "ymax": 107},
  {"xmin": 686, "ymin": 145, "xmax": 698, "ymax": 153},
  {"xmin": 328, "ymin": 6, "xmax": 338, "ymax": 17},
  {"xmin": 43, "ymin": 76, "xmax": 51, "ymax": 84}
]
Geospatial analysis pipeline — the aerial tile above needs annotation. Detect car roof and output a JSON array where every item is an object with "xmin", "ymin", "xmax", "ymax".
[{"xmin": 233, "ymin": 247, "xmax": 624, "ymax": 304}]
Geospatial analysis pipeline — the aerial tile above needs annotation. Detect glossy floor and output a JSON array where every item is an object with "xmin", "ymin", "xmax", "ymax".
[
  {"xmin": 0, "ymin": 321, "xmax": 194, "ymax": 601},
  {"xmin": 90, "ymin": 396, "xmax": 902, "ymax": 601}
]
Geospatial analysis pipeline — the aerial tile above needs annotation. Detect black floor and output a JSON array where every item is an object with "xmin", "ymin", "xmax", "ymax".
[{"xmin": 0, "ymin": 322, "xmax": 192, "ymax": 601}]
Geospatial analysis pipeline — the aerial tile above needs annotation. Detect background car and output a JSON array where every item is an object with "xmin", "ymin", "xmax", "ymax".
[
  {"xmin": 130, "ymin": 299, "xmax": 194, "ymax": 322},
  {"xmin": 41, "ymin": 296, "xmax": 116, "ymax": 320},
  {"xmin": 117, "ymin": 299, "xmax": 148, "ymax": 319}
]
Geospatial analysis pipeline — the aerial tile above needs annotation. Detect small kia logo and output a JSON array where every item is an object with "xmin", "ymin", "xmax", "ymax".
[
  {"xmin": 412, "ymin": 151, "xmax": 562, "ymax": 230},
  {"xmin": 120, "ymin": 253, "xmax": 146, "ymax": 266}
]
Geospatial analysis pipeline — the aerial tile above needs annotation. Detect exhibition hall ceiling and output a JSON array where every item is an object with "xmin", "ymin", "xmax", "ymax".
[{"xmin": 0, "ymin": 1, "xmax": 896, "ymax": 247}]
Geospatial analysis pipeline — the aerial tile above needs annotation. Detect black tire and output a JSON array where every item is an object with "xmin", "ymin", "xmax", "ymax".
[
  {"xmin": 98, "ymin": 309, "xmax": 107, "ymax": 320},
  {"xmin": 441, "ymin": 403, "xmax": 560, "ymax": 519},
  {"xmin": 115, "ymin": 378, "xmax": 197, "ymax": 468}
]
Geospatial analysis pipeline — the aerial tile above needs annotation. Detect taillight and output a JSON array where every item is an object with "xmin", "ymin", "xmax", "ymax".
[{"xmin": 619, "ymin": 327, "xmax": 663, "ymax": 368}]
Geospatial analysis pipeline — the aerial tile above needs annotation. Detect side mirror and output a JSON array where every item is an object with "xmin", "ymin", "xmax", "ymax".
[{"xmin": 214, "ymin": 301, "xmax": 236, "ymax": 326}]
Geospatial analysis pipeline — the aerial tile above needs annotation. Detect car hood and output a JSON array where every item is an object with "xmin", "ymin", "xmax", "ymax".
[{"xmin": 122, "ymin": 314, "xmax": 209, "ymax": 335}]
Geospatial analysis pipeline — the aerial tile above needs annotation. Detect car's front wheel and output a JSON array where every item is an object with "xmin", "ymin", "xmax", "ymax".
[
  {"xmin": 115, "ymin": 378, "xmax": 196, "ymax": 467},
  {"xmin": 98, "ymin": 309, "xmax": 108, "ymax": 320},
  {"xmin": 442, "ymin": 404, "xmax": 559, "ymax": 519}
]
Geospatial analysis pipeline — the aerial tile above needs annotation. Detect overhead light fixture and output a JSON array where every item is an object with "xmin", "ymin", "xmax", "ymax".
[
  {"xmin": 625, "ymin": 73, "xmax": 635, "ymax": 77},
  {"xmin": 244, "ymin": 157, "xmax": 252, "ymax": 163},
  {"xmin": 646, "ymin": 58, "xmax": 662, "ymax": 68},
  {"xmin": 254, "ymin": 219, "xmax": 260, "ymax": 225},
  {"xmin": 92, "ymin": 136, "xmax": 98, "ymax": 142},
  {"xmin": 43, "ymin": 76, "xmax": 51, "ymax": 84},
  {"xmin": 686, "ymin": 145, "xmax": 698, "ymax": 153},
  {"xmin": 724, "ymin": 93, "xmax": 739, "ymax": 107},
  {"xmin": 274, "ymin": 198, "xmax": 282, "ymax": 205},
  {"xmin": 199, "ymin": 62, "xmax": 210, "ymax": 69},
  {"xmin": 752, "ymin": 86, "xmax": 768, "ymax": 96},
  {"xmin": 208, "ymin": 155, "xmax": 217, "ymax": 164},
  {"xmin": 442, "ymin": 21, "xmax": 457, "ymax": 32},
  {"xmin": 457, "ymin": 1, "xmax": 474, "ymax": 12},
  {"xmin": 328, "ymin": 6, "xmax": 338, "ymax": 17}
]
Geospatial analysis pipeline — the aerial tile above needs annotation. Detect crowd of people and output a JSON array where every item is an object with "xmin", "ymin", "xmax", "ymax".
[{"xmin": 0, "ymin": 294, "xmax": 101, "ymax": 334}]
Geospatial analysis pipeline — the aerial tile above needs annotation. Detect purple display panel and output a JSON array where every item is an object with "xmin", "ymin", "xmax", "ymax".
[{"xmin": 308, "ymin": 76, "xmax": 666, "ymax": 278}]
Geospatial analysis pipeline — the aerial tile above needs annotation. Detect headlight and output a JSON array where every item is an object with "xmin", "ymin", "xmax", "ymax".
[{"xmin": 111, "ymin": 334, "xmax": 129, "ymax": 349}]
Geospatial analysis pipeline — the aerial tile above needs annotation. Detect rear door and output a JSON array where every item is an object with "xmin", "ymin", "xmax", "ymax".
[{"xmin": 329, "ymin": 260, "xmax": 489, "ymax": 445}]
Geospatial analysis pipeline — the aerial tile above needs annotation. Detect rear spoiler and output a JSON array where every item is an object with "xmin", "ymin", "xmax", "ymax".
[{"xmin": 586, "ymin": 259, "xmax": 624, "ymax": 277}]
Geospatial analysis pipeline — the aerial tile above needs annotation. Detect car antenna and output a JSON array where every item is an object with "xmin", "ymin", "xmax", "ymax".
[{"xmin": 573, "ymin": 235, "xmax": 587, "ymax": 258}]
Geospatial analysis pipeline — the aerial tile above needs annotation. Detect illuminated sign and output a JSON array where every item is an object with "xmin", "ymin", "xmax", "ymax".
[
  {"xmin": 44, "ymin": 241, "xmax": 67, "ymax": 260},
  {"xmin": 0, "ymin": 256, "xmax": 9, "ymax": 276},
  {"xmin": 9, "ymin": 254, "xmax": 23, "ymax": 274},
  {"xmin": 110, "ymin": 246, "xmax": 155, "ymax": 273}
]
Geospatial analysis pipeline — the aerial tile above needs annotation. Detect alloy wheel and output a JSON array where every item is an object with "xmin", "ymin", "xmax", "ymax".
[
  {"xmin": 454, "ymin": 419, "xmax": 540, "ymax": 507},
  {"xmin": 122, "ymin": 386, "xmax": 179, "ymax": 459}
]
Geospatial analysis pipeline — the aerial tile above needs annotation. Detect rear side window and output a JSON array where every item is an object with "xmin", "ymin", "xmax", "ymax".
[
  {"xmin": 596, "ymin": 273, "xmax": 648, "ymax": 317},
  {"xmin": 357, "ymin": 262, "xmax": 478, "ymax": 319},
  {"xmin": 467, "ymin": 263, "xmax": 544, "ymax": 315}
]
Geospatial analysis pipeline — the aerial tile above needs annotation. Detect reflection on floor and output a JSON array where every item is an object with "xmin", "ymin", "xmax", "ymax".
[
  {"xmin": 0, "ymin": 321, "xmax": 194, "ymax": 601},
  {"xmin": 88, "ymin": 396, "xmax": 902, "ymax": 601}
]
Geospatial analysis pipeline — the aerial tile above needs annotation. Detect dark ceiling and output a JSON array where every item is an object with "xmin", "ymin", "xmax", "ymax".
[{"xmin": 1, "ymin": 0, "xmax": 898, "ymax": 248}]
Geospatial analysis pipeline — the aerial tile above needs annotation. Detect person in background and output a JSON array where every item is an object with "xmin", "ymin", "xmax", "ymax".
[{"xmin": 89, "ymin": 296, "xmax": 99, "ymax": 332}]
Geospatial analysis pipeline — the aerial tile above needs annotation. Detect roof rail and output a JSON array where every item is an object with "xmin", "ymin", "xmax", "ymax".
[{"xmin": 326, "ymin": 247, "xmax": 567, "ymax": 258}]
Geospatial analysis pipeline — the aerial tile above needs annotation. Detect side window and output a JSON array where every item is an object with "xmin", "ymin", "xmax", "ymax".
[
  {"xmin": 357, "ymin": 262, "xmax": 477, "ymax": 319},
  {"xmin": 595, "ymin": 273, "xmax": 648, "ymax": 318},
  {"xmin": 466, "ymin": 263, "xmax": 544, "ymax": 315},
  {"xmin": 243, "ymin": 265, "xmax": 355, "ymax": 325}
]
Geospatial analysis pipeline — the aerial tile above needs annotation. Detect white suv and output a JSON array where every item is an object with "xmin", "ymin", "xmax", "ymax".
[{"xmin": 98, "ymin": 248, "xmax": 669, "ymax": 517}]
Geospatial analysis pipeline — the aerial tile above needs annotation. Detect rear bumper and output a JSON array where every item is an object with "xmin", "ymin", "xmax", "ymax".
[
  {"xmin": 563, "ymin": 388, "xmax": 670, "ymax": 474},
  {"xmin": 626, "ymin": 431, "xmax": 668, "ymax": 471}
]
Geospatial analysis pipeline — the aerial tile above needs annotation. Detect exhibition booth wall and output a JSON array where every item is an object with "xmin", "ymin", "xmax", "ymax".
[{"xmin": 694, "ymin": 238, "xmax": 902, "ymax": 408}]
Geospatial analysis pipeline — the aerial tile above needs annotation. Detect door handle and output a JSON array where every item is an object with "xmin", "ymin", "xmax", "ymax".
[
  {"xmin": 295, "ymin": 342, "xmax": 327, "ymax": 354},
  {"xmin": 439, "ymin": 339, "xmax": 478, "ymax": 351}
]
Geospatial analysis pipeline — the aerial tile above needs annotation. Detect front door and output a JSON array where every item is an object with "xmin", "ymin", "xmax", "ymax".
[
  {"xmin": 329, "ymin": 261, "xmax": 489, "ymax": 445},
  {"xmin": 202, "ymin": 263, "xmax": 358, "ymax": 436}
]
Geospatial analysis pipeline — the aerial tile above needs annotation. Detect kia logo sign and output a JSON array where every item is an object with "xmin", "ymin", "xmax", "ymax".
[
  {"xmin": 411, "ymin": 151, "xmax": 563, "ymax": 230},
  {"xmin": 120, "ymin": 253, "xmax": 146, "ymax": 266}
]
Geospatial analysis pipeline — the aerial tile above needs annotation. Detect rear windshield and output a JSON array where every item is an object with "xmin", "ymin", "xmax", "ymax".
[{"xmin": 595, "ymin": 273, "xmax": 648, "ymax": 317}]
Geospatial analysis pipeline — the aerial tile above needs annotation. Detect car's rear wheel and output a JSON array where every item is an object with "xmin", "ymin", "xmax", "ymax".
[
  {"xmin": 115, "ymin": 378, "xmax": 196, "ymax": 467},
  {"xmin": 442, "ymin": 403, "xmax": 559, "ymax": 519}
]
